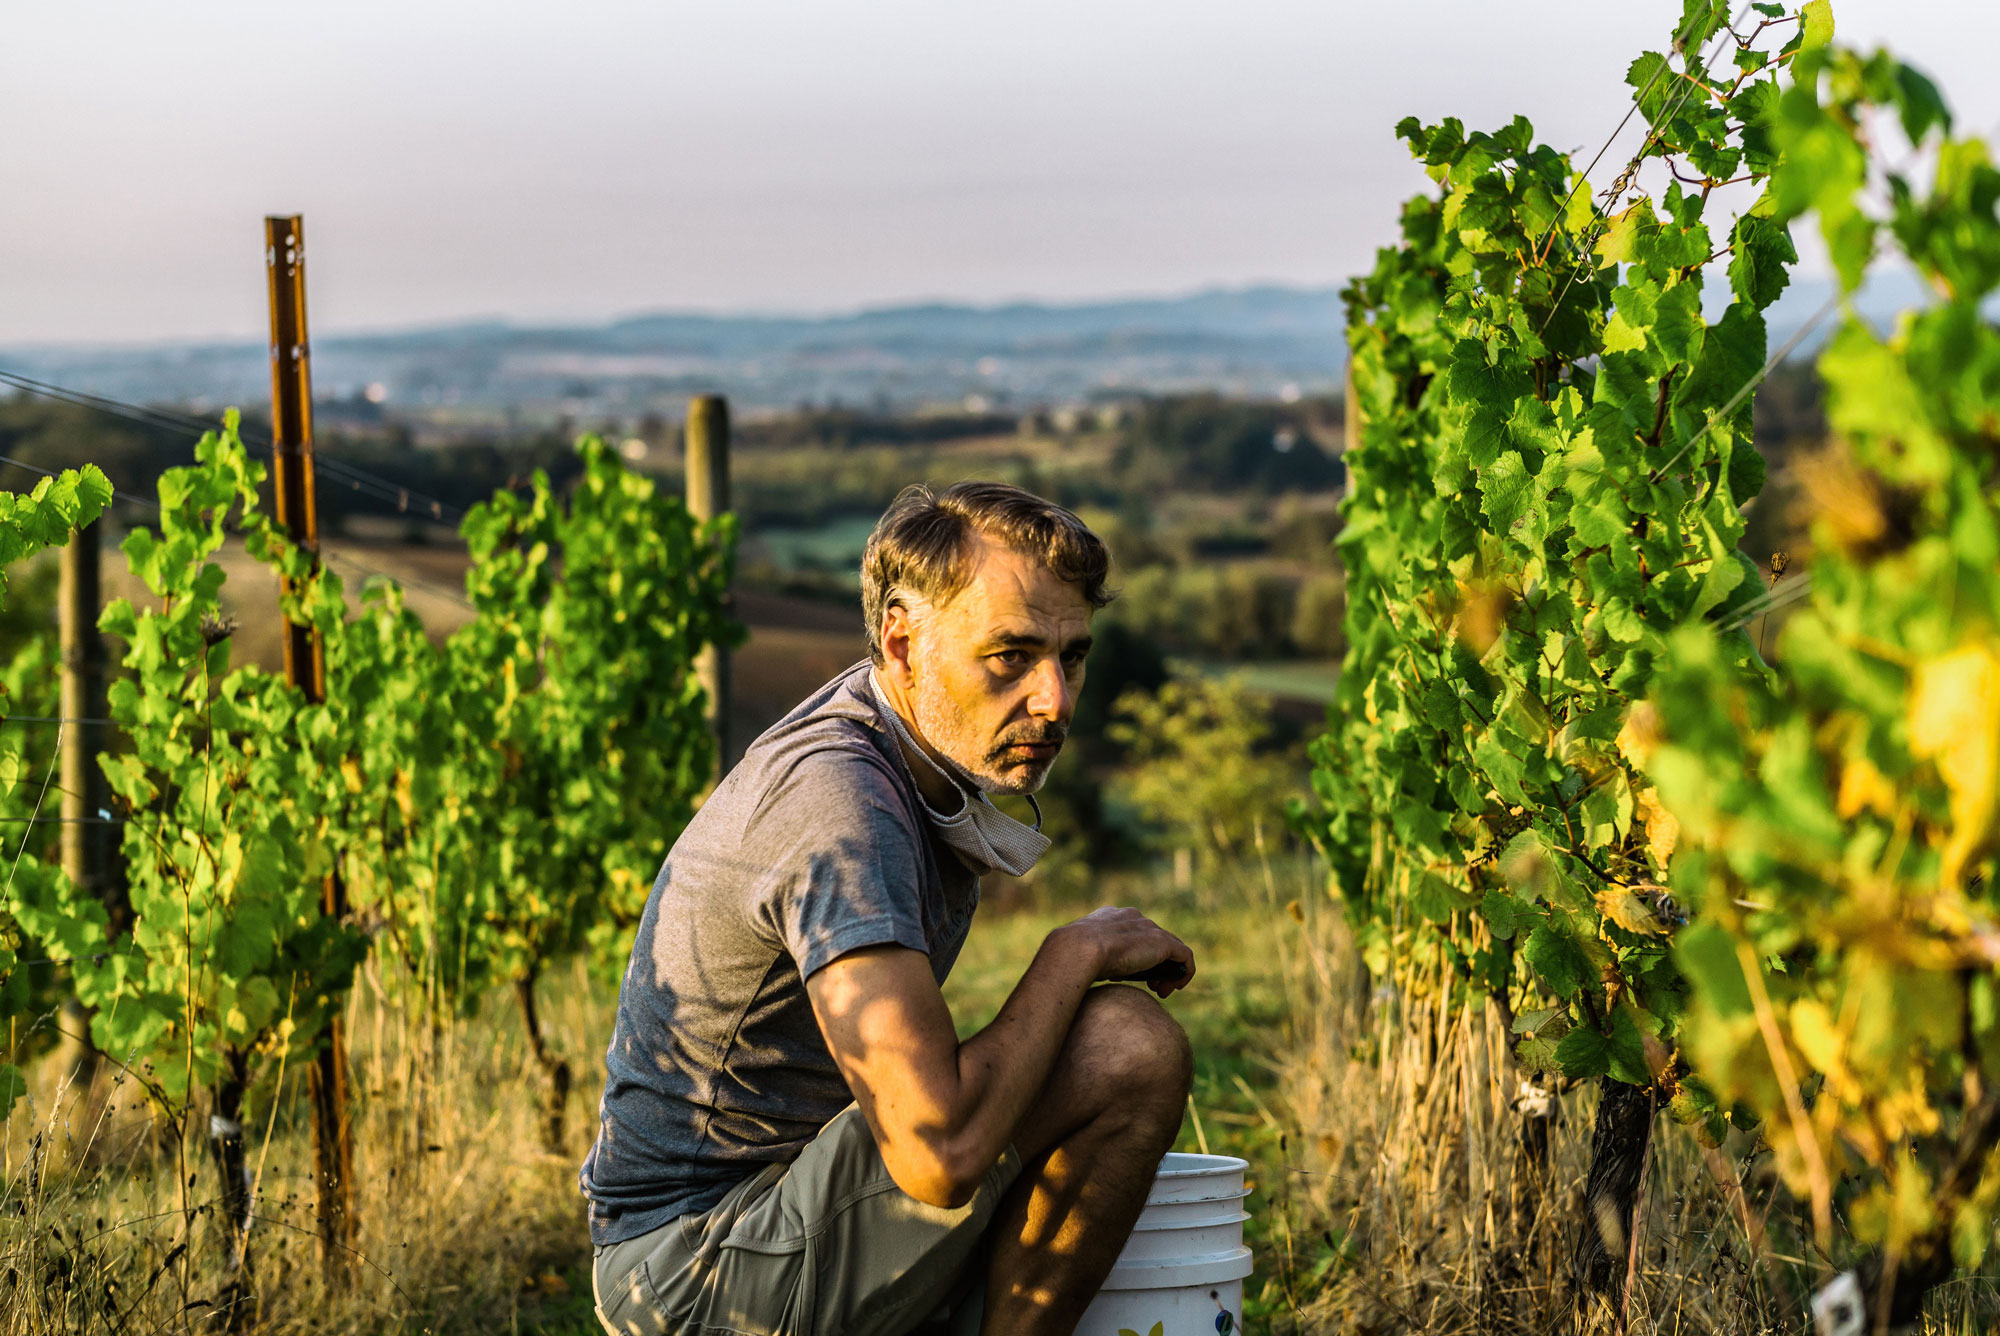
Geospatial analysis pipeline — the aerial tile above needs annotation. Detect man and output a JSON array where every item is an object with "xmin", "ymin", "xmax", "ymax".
[{"xmin": 581, "ymin": 481, "xmax": 1197, "ymax": 1336}]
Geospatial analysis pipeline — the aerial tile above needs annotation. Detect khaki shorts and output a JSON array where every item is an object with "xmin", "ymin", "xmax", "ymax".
[{"xmin": 593, "ymin": 1105, "xmax": 1023, "ymax": 1336}]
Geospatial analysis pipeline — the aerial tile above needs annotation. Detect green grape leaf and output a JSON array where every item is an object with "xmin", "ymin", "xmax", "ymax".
[
  {"xmin": 1524, "ymin": 919, "xmax": 1595, "ymax": 1000},
  {"xmin": 1481, "ymin": 886, "xmax": 1542, "ymax": 941},
  {"xmin": 1479, "ymin": 451, "xmax": 1535, "ymax": 534},
  {"xmin": 1893, "ymin": 64, "xmax": 1950, "ymax": 144},
  {"xmin": 1555, "ymin": 1023, "xmax": 1611, "ymax": 1078},
  {"xmin": 1676, "ymin": 302, "xmax": 1766, "ymax": 447},
  {"xmin": 1729, "ymin": 210, "xmax": 1797, "ymax": 309},
  {"xmin": 1675, "ymin": 923, "xmax": 1752, "ymax": 1018},
  {"xmin": 1626, "ymin": 53, "xmax": 1674, "ymax": 128},
  {"xmin": 1570, "ymin": 494, "xmax": 1630, "ymax": 549},
  {"xmin": 1411, "ymin": 872, "xmax": 1476, "ymax": 924}
]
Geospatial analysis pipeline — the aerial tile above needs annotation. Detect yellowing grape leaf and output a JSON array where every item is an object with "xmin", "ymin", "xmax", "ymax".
[
  {"xmin": 1618, "ymin": 701, "xmax": 1662, "ymax": 770},
  {"xmin": 1788, "ymin": 997, "xmax": 1844, "ymax": 1081},
  {"xmin": 1597, "ymin": 203, "xmax": 1647, "ymax": 265},
  {"xmin": 1835, "ymin": 755, "xmax": 1899, "ymax": 820},
  {"xmin": 1634, "ymin": 785, "xmax": 1680, "ymax": 867},
  {"xmin": 1597, "ymin": 886, "xmax": 1666, "ymax": 935},
  {"xmin": 1908, "ymin": 642, "xmax": 2000, "ymax": 886}
]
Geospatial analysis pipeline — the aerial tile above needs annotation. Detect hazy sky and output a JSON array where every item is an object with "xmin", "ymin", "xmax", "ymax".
[{"xmin": 4, "ymin": 1, "xmax": 1993, "ymax": 344}]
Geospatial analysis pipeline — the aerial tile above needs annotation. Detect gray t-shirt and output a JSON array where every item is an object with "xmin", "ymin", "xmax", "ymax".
[{"xmin": 579, "ymin": 661, "xmax": 979, "ymax": 1246}]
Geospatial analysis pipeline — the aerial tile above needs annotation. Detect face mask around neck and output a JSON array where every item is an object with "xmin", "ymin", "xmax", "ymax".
[{"xmin": 868, "ymin": 669, "xmax": 1052, "ymax": 879}]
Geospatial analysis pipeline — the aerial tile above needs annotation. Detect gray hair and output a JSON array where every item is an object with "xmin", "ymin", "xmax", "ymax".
[{"xmin": 859, "ymin": 481, "xmax": 1113, "ymax": 665}]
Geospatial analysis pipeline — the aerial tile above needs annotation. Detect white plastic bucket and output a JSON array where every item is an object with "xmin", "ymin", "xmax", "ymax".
[{"xmin": 1076, "ymin": 1152, "xmax": 1253, "ymax": 1336}]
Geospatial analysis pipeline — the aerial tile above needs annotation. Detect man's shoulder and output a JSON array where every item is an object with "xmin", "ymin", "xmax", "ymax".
[
  {"xmin": 751, "ymin": 725, "xmax": 907, "ymax": 815},
  {"xmin": 728, "ymin": 665, "xmax": 913, "ymax": 824},
  {"xmin": 707, "ymin": 702, "xmax": 930, "ymax": 906}
]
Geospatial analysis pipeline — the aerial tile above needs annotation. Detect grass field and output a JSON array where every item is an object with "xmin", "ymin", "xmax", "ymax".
[
  {"xmin": 0, "ymin": 866, "xmax": 1321, "ymax": 1336},
  {"xmin": 15, "ymin": 853, "xmax": 1997, "ymax": 1334}
]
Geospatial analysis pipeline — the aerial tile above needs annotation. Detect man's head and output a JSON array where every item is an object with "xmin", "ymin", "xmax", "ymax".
[{"xmin": 862, "ymin": 482, "xmax": 1112, "ymax": 795}]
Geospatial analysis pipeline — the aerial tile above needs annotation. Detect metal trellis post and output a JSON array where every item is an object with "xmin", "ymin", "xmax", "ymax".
[{"xmin": 265, "ymin": 213, "xmax": 354, "ymax": 1284}]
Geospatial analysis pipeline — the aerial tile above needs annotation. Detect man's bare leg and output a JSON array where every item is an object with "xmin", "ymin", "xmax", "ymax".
[{"xmin": 979, "ymin": 984, "xmax": 1194, "ymax": 1336}]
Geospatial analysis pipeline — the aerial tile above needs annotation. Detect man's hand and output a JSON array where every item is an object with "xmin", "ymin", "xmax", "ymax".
[{"xmin": 1052, "ymin": 906, "xmax": 1196, "ymax": 998}]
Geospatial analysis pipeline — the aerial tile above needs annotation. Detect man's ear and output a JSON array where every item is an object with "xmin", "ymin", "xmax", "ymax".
[{"xmin": 881, "ymin": 602, "xmax": 919, "ymax": 689}]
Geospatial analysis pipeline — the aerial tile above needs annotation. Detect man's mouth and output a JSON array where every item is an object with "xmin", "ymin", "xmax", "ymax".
[{"xmin": 1003, "ymin": 739, "xmax": 1062, "ymax": 762}]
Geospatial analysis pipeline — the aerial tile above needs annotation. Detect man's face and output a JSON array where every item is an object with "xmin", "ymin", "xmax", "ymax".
[{"xmin": 898, "ymin": 534, "xmax": 1093, "ymax": 795}]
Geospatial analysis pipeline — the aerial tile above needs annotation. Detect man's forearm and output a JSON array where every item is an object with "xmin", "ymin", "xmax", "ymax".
[
  {"xmin": 808, "ymin": 908, "xmax": 1191, "ymax": 1208},
  {"xmin": 934, "ymin": 927, "xmax": 1104, "ymax": 1193}
]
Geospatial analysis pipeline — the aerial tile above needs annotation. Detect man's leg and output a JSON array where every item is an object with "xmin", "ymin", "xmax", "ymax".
[
  {"xmin": 979, "ymin": 983, "xmax": 1194, "ymax": 1336},
  {"xmin": 595, "ymin": 1107, "xmax": 1023, "ymax": 1336}
]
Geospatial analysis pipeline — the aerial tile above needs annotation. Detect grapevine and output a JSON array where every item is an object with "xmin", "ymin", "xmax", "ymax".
[
  {"xmin": 1308, "ymin": 0, "xmax": 2000, "ymax": 1315},
  {"xmin": 0, "ymin": 462, "xmax": 111, "ymax": 1116},
  {"xmin": 0, "ymin": 417, "xmax": 738, "ymax": 1282},
  {"xmin": 1649, "ymin": 39, "xmax": 2000, "ymax": 1320},
  {"xmin": 1305, "ymin": 0, "xmax": 1818, "ymax": 1306}
]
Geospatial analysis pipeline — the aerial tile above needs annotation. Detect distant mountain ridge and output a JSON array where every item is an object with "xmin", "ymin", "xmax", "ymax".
[
  {"xmin": 595, "ymin": 285, "xmax": 1350, "ymax": 350},
  {"xmin": 0, "ymin": 274, "xmax": 1953, "ymax": 422},
  {"xmin": 1, "ymin": 286, "xmax": 1351, "ymax": 419}
]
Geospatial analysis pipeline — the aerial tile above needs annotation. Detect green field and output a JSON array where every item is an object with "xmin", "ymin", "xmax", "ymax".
[{"xmin": 1179, "ymin": 657, "xmax": 1341, "ymax": 704}]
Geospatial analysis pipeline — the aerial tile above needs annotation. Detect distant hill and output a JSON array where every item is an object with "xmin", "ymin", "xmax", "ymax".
[
  {"xmin": 0, "ymin": 286, "xmax": 1351, "ymax": 419},
  {"xmin": 0, "ymin": 272, "xmax": 1969, "ymax": 424}
]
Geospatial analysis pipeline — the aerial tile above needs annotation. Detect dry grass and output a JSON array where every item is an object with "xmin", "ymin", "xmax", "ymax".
[
  {"xmin": 0, "ymin": 957, "xmax": 608, "ymax": 1335},
  {"xmin": 1263, "ymin": 889, "xmax": 2000, "ymax": 1335},
  {"xmin": 7, "ymin": 860, "xmax": 2000, "ymax": 1335}
]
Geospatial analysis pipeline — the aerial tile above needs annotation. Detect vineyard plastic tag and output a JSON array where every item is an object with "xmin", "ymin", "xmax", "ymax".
[{"xmin": 1811, "ymin": 1272, "xmax": 1864, "ymax": 1336}]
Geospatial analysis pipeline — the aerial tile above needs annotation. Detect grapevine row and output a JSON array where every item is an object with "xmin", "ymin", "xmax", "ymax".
[
  {"xmin": 0, "ymin": 423, "xmax": 737, "ymax": 1280},
  {"xmin": 1306, "ymin": 0, "xmax": 2000, "ymax": 1319}
]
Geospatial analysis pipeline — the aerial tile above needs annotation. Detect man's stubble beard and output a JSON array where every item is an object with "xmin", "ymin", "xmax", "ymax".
[{"xmin": 908, "ymin": 664, "xmax": 1059, "ymax": 797}]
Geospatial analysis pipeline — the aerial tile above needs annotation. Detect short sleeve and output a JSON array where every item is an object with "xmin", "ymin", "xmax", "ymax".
[{"xmin": 748, "ymin": 748, "xmax": 932, "ymax": 981}]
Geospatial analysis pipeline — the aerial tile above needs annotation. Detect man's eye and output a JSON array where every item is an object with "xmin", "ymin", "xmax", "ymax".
[{"xmin": 994, "ymin": 650, "xmax": 1028, "ymax": 667}]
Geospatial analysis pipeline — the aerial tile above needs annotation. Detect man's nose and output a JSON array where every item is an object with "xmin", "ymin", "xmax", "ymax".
[{"xmin": 1026, "ymin": 658, "xmax": 1072, "ymax": 722}]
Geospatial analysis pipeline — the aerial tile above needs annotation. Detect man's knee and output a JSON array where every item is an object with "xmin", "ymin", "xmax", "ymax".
[{"xmin": 1068, "ymin": 984, "xmax": 1194, "ymax": 1101}]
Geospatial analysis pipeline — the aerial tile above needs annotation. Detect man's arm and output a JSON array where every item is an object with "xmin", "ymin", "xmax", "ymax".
[{"xmin": 804, "ymin": 907, "xmax": 1194, "ymax": 1210}]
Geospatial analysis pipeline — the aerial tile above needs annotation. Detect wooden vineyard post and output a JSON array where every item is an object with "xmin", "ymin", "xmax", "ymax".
[
  {"xmin": 265, "ymin": 213, "xmax": 353, "ymax": 1284},
  {"xmin": 686, "ymin": 394, "xmax": 732, "ymax": 776},
  {"xmin": 59, "ymin": 520, "xmax": 115, "ymax": 907},
  {"xmin": 57, "ymin": 520, "xmax": 120, "ymax": 1096}
]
